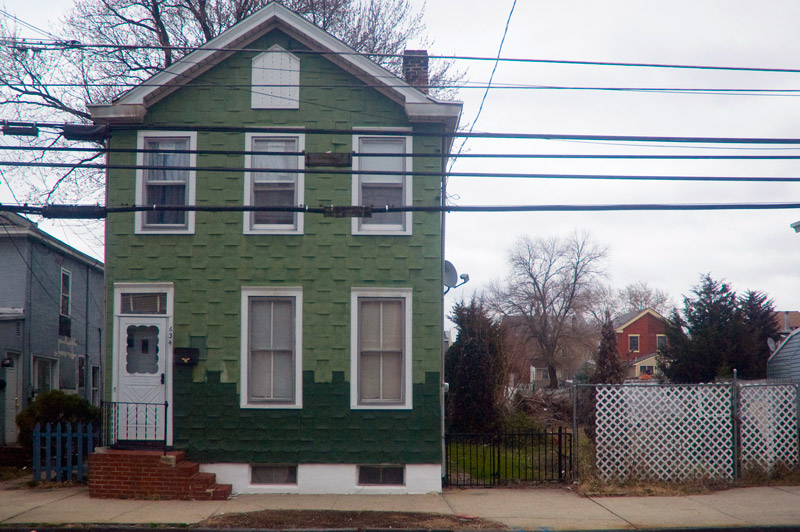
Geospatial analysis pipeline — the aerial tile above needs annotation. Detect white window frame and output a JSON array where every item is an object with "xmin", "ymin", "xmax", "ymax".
[
  {"xmin": 33, "ymin": 356, "xmax": 58, "ymax": 393},
  {"xmin": 251, "ymin": 44, "xmax": 300, "ymax": 110},
  {"xmin": 628, "ymin": 334, "xmax": 640, "ymax": 353},
  {"xmin": 350, "ymin": 288, "xmax": 412, "ymax": 410},
  {"xmin": 135, "ymin": 131, "xmax": 197, "ymax": 234},
  {"xmin": 243, "ymin": 132, "xmax": 305, "ymax": 235},
  {"xmin": 60, "ymin": 268, "xmax": 71, "ymax": 317},
  {"xmin": 240, "ymin": 287, "xmax": 303, "ymax": 409},
  {"xmin": 352, "ymin": 132, "xmax": 413, "ymax": 236},
  {"xmin": 656, "ymin": 334, "xmax": 667, "ymax": 351}
]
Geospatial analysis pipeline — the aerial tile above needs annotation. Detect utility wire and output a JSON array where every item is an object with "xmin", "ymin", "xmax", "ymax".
[
  {"xmin": 0, "ymin": 10, "xmax": 60, "ymax": 40},
  {"xmin": 13, "ymin": 122, "xmax": 800, "ymax": 144},
  {"xmin": 451, "ymin": 0, "xmax": 517, "ymax": 171},
  {"xmin": 13, "ymin": 80, "xmax": 800, "ymax": 95},
  {"xmin": 2, "ymin": 202, "xmax": 800, "ymax": 219},
  {"xmin": 10, "ymin": 144, "xmax": 800, "ymax": 159},
  {"xmin": 5, "ymin": 159, "xmax": 800, "ymax": 182},
  {"xmin": 9, "ymin": 37, "xmax": 800, "ymax": 75}
]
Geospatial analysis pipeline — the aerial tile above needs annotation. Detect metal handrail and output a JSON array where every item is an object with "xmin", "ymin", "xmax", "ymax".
[{"xmin": 101, "ymin": 401, "xmax": 169, "ymax": 454}]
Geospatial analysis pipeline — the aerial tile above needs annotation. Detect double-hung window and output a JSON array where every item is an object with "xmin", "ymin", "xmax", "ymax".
[
  {"xmin": 628, "ymin": 334, "xmax": 640, "ymax": 353},
  {"xmin": 135, "ymin": 131, "xmax": 197, "ymax": 234},
  {"xmin": 59, "ymin": 269, "xmax": 71, "ymax": 337},
  {"xmin": 241, "ymin": 288, "xmax": 302, "ymax": 408},
  {"xmin": 351, "ymin": 288, "xmax": 412, "ymax": 409},
  {"xmin": 244, "ymin": 133, "xmax": 304, "ymax": 234},
  {"xmin": 352, "ymin": 134, "xmax": 412, "ymax": 235}
]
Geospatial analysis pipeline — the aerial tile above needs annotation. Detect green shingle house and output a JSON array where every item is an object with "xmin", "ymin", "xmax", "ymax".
[{"xmin": 89, "ymin": 2, "xmax": 461, "ymax": 494}]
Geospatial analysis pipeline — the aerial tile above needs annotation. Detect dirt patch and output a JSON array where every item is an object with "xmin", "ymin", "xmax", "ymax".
[{"xmin": 199, "ymin": 510, "xmax": 507, "ymax": 530}]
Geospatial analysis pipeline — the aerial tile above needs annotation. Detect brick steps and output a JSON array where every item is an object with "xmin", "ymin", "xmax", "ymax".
[{"xmin": 89, "ymin": 448, "xmax": 231, "ymax": 500}]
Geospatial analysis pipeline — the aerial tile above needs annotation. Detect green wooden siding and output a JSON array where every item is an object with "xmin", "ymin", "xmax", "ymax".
[{"xmin": 105, "ymin": 29, "xmax": 445, "ymax": 463}]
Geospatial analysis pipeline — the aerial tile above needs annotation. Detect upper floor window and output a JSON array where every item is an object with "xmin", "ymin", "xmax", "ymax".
[
  {"xmin": 628, "ymin": 334, "xmax": 640, "ymax": 353},
  {"xmin": 135, "ymin": 131, "xmax": 197, "ymax": 234},
  {"xmin": 244, "ymin": 133, "xmax": 304, "ymax": 234},
  {"xmin": 352, "ymin": 135, "xmax": 412, "ymax": 235},
  {"xmin": 252, "ymin": 45, "xmax": 300, "ymax": 109},
  {"xmin": 350, "ymin": 288, "xmax": 412, "ymax": 409},
  {"xmin": 59, "ymin": 269, "xmax": 72, "ymax": 337},
  {"xmin": 656, "ymin": 334, "xmax": 667, "ymax": 351},
  {"xmin": 241, "ymin": 287, "xmax": 303, "ymax": 409},
  {"xmin": 60, "ymin": 269, "xmax": 71, "ymax": 317}
]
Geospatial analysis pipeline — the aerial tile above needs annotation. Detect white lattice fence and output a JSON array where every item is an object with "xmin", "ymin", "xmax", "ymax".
[
  {"xmin": 739, "ymin": 384, "xmax": 799, "ymax": 473},
  {"xmin": 595, "ymin": 385, "xmax": 734, "ymax": 482}
]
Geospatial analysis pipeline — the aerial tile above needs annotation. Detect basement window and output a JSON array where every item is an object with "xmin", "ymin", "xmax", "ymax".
[
  {"xmin": 251, "ymin": 465, "xmax": 297, "ymax": 485},
  {"xmin": 357, "ymin": 465, "xmax": 404, "ymax": 486}
]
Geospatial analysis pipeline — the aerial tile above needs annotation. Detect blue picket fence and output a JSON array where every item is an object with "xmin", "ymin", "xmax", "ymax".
[{"xmin": 32, "ymin": 422, "xmax": 100, "ymax": 482}]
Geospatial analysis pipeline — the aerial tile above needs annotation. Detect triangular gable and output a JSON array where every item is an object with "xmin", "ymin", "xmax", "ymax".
[
  {"xmin": 614, "ymin": 308, "xmax": 666, "ymax": 333},
  {"xmin": 88, "ymin": 2, "xmax": 461, "ymax": 130},
  {"xmin": 768, "ymin": 326, "xmax": 800, "ymax": 364}
]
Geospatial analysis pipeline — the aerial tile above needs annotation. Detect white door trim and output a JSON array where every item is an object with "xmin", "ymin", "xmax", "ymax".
[{"xmin": 112, "ymin": 283, "xmax": 174, "ymax": 446}]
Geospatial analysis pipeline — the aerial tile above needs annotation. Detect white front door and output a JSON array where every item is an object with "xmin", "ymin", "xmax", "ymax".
[
  {"xmin": 3, "ymin": 352, "xmax": 21, "ymax": 444},
  {"xmin": 115, "ymin": 316, "xmax": 169, "ymax": 442}
]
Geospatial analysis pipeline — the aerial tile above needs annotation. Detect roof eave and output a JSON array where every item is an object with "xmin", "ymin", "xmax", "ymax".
[{"xmin": 88, "ymin": 2, "xmax": 463, "ymax": 132}]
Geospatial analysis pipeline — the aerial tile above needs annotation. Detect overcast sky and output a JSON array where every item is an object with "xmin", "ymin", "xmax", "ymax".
[{"xmin": 5, "ymin": 0, "xmax": 800, "ymax": 318}]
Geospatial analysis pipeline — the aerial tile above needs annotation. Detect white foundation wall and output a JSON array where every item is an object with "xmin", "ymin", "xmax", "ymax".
[{"xmin": 200, "ymin": 463, "xmax": 442, "ymax": 494}]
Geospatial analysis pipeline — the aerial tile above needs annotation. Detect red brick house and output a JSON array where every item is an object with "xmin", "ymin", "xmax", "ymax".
[{"xmin": 613, "ymin": 308, "xmax": 667, "ymax": 370}]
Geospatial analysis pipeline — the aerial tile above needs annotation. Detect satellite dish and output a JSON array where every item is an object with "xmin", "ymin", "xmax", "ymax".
[
  {"xmin": 767, "ymin": 337, "xmax": 777, "ymax": 352},
  {"xmin": 444, "ymin": 260, "xmax": 458, "ymax": 288}
]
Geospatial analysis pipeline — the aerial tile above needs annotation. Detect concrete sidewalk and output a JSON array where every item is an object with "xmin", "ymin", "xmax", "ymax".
[{"xmin": 3, "ymin": 479, "xmax": 800, "ymax": 530}]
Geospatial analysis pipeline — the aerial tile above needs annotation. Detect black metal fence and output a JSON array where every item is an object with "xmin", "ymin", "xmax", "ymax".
[
  {"xmin": 101, "ymin": 401, "xmax": 169, "ymax": 452},
  {"xmin": 445, "ymin": 428, "xmax": 573, "ymax": 487}
]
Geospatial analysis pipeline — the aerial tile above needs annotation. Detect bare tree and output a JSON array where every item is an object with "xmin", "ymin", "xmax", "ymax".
[
  {"xmin": 0, "ymin": 0, "xmax": 462, "ymax": 204},
  {"xmin": 617, "ymin": 280, "xmax": 674, "ymax": 316},
  {"xmin": 488, "ymin": 231, "xmax": 608, "ymax": 389}
]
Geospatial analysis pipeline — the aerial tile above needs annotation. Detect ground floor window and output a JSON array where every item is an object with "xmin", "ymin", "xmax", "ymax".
[
  {"xmin": 251, "ymin": 464, "xmax": 298, "ymax": 485},
  {"xmin": 240, "ymin": 287, "xmax": 303, "ymax": 408},
  {"xmin": 358, "ymin": 465, "xmax": 405, "ymax": 486},
  {"xmin": 350, "ymin": 288, "xmax": 412, "ymax": 409},
  {"xmin": 33, "ymin": 357, "xmax": 57, "ymax": 394}
]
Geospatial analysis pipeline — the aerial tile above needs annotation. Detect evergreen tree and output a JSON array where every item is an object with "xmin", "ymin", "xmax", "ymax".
[
  {"xmin": 737, "ymin": 290, "xmax": 780, "ymax": 379},
  {"xmin": 445, "ymin": 298, "xmax": 502, "ymax": 433},
  {"xmin": 659, "ymin": 274, "xmax": 779, "ymax": 382},
  {"xmin": 592, "ymin": 319, "xmax": 625, "ymax": 384}
]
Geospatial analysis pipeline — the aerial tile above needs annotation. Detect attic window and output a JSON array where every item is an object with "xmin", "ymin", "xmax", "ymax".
[{"xmin": 252, "ymin": 45, "xmax": 299, "ymax": 109}]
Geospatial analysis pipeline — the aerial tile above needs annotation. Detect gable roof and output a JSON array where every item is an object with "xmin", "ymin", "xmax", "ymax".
[
  {"xmin": 768, "ymin": 326, "xmax": 800, "ymax": 365},
  {"xmin": 88, "ymin": 2, "xmax": 461, "ymax": 132},
  {"xmin": 0, "ymin": 212, "xmax": 103, "ymax": 271},
  {"xmin": 613, "ymin": 308, "xmax": 666, "ymax": 333}
]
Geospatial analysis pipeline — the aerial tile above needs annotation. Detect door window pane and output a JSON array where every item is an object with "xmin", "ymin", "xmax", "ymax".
[
  {"xmin": 121, "ymin": 293, "xmax": 167, "ymax": 314},
  {"xmin": 126, "ymin": 325, "xmax": 160, "ymax": 374}
]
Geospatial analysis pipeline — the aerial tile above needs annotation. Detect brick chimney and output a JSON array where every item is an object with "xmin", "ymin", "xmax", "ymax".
[{"xmin": 403, "ymin": 50, "xmax": 429, "ymax": 93}]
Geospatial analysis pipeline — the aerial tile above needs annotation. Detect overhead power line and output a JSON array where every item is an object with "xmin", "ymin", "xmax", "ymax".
[
  {"xmin": 11, "ymin": 121, "xmax": 800, "ymax": 144},
  {"xmin": 7, "ymin": 37, "xmax": 800, "ymax": 74},
  {"xmin": 2, "ymin": 202, "xmax": 800, "ymax": 219},
  {"xmin": 4, "ymin": 159, "xmax": 800, "ymax": 183},
  {"xmin": 11, "ymin": 80, "xmax": 800, "ymax": 96},
  {"xmin": 10, "ymin": 144, "xmax": 800, "ymax": 160}
]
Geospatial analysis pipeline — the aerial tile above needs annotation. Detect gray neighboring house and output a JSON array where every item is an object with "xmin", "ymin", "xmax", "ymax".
[
  {"xmin": 767, "ymin": 327, "xmax": 800, "ymax": 380},
  {"xmin": 0, "ymin": 213, "xmax": 104, "ymax": 446}
]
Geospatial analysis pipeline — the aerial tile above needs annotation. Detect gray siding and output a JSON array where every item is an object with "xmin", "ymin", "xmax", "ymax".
[
  {"xmin": 1, "ymin": 226, "xmax": 104, "ymax": 444},
  {"xmin": 767, "ymin": 332, "xmax": 800, "ymax": 380},
  {"xmin": 0, "ymin": 239, "xmax": 30, "ymax": 308}
]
